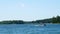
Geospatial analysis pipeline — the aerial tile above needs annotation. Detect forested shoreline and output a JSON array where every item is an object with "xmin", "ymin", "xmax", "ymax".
[{"xmin": 0, "ymin": 16, "xmax": 60, "ymax": 24}]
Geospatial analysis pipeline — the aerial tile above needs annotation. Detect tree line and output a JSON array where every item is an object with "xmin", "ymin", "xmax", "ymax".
[{"xmin": 0, "ymin": 16, "xmax": 60, "ymax": 24}]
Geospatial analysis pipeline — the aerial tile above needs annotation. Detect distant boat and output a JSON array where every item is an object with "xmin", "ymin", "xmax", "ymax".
[
  {"xmin": 40, "ymin": 23, "xmax": 46, "ymax": 26},
  {"xmin": 34, "ymin": 23, "xmax": 46, "ymax": 26},
  {"xmin": 35, "ymin": 25, "xmax": 40, "ymax": 26}
]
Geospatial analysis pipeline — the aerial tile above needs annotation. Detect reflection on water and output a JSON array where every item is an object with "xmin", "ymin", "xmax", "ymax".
[{"xmin": 0, "ymin": 24, "xmax": 60, "ymax": 34}]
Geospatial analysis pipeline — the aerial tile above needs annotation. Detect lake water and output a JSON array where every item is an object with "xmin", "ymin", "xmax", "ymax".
[{"xmin": 0, "ymin": 24, "xmax": 60, "ymax": 34}]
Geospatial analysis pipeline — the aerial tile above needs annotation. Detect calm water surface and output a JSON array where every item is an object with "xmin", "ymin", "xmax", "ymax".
[{"xmin": 0, "ymin": 24, "xmax": 60, "ymax": 34}]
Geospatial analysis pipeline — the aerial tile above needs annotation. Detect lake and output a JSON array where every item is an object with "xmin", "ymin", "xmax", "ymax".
[{"xmin": 0, "ymin": 24, "xmax": 60, "ymax": 34}]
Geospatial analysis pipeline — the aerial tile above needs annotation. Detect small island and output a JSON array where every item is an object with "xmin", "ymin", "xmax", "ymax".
[{"xmin": 0, "ymin": 16, "xmax": 60, "ymax": 24}]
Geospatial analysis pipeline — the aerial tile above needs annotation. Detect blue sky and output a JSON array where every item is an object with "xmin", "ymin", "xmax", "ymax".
[{"xmin": 0, "ymin": 0, "xmax": 60, "ymax": 21}]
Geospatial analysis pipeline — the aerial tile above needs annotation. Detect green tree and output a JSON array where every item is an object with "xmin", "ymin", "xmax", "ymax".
[{"xmin": 52, "ymin": 16, "xmax": 57, "ymax": 23}]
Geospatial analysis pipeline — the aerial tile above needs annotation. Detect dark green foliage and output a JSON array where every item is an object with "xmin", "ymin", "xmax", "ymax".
[
  {"xmin": 0, "ymin": 20, "xmax": 24, "ymax": 24},
  {"xmin": 0, "ymin": 16, "xmax": 60, "ymax": 24},
  {"xmin": 52, "ymin": 16, "xmax": 60, "ymax": 23}
]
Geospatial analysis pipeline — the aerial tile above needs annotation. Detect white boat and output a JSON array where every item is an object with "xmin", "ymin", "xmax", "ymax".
[
  {"xmin": 34, "ymin": 24, "xmax": 46, "ymax": 26},
  {"xmin": 35, "ymin": 25, "xmax": 40, "ymax": 26},
  {"xmin": 40, "ymin": 24, "xmax": 45, "ymax": 26}
]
